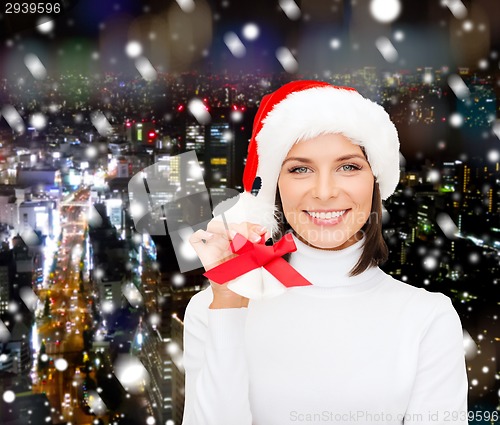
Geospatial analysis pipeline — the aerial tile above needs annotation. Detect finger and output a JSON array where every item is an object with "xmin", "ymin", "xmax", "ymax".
[
  {"xmin": 207, "ymin": 220, "xmax": 267, "ymax": 243},
  {"xmin": 206, "ymin": 220, "xmax": 235, "ymax": 240},
  {"xmin": 189, "ymin": 229, "xmax": 214, "ymax": 244}
]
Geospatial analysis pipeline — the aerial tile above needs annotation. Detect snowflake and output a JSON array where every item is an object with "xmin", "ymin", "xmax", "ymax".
[
  {"xmin": 188, "ymin": 99, "xmax": 211, "ymax": 124},
  {"xmin": 279, "ymin": 0, "xmax": 301, "ymax": 20},
  {"xmin": 54, "ymin": 358, "xmax": 68, "ymax": 371},
  {"xmin": 2, "ymin": 390, "xmax": 15, "ymax": 403},
  {"xmin": 375, "ymin": 37, "xmax": 398, "ymax": 63},
  {"xmin": 24, "ymin": 53, "xmax": 47, "ymax": 80},
  {"xmin": 242, "ymin": 23, "xmax": 260, "ymax": 41},
  {"xmin": 369, "ymin": 0, "xmax": 401, "ymax": 23},
  {"xmin": 329, "ymin": 38, "xmax": 341, "ymax": 50},
  {"xmin": 176, "ymin": 0, "xmax": 195, "ymax": 13},
  {"xmin": 125, "ymin": 41, "xmax": 143, "ymax": 58},
  {"xmin": 223, "ymin": 32, "xmax": 246, "ymax": 58},
  {"xmin": 449, "ymin": 113, "xmax": 463, "ymax": 127},
  {"xmin": 448, "ymin": 74, "xmax": 470, "ymax": 99},
  {"xmin": 136, "ymin": 57, "xmax": 158, "ymax": 81},
  {"xmin": 276, "ymin": 47, "xmax": 298, "ymax": 73}
]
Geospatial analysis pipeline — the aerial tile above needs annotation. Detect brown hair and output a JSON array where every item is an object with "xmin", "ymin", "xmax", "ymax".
[{"xmin": 274, "ymin": 180, "xmax": 389, "ymax": 276}]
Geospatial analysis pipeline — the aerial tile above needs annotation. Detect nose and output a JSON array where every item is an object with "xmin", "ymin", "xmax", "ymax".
[{"xmin": 311, "ymin": 172, "xmax": 340, "ymax": 200}]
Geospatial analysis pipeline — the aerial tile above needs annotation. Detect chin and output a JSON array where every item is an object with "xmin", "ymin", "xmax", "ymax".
[{"xmin": 297, "ymin": 230, "xmax": 357, "ymax": 251}]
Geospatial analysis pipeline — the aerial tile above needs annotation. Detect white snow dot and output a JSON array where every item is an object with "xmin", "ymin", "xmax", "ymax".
[
  {"xmin": 86, "ymin": 146, "xmax": 98, "ymax": 159},
  {"xmin": 462, "ymin": 20, "xmax": 473, "ymax": 32},
  {"xmin": 427, "ymin": 169, "xmax": 440, "ymax": 183},
  {"xmin": 146, "ymin": 417, "xmax": 156, "ymax": 425},
  {"xmin": 41, "ymin": 354, "xmax": 48, "ymax": 362},
  {"xmin": 449, "ymin": 113, "xmax": 463, "ymax": 127},
  {"xmin": 129, "ymin": 202, "xmax": 144, "ymax": 219},
  {"xmin": 114, "ymin": 355, "xmax": 150, "ymax": 394},
  {"xmin": 469, "ymin": 252, "xmax": 480, "ymax": 264},
  {"xmin": 125, "ymin": 41, "xmax": 143, "ymax": 58},
  {"xmin": 478, "ymin": 59, "xmax": 488, "ymax": 70},
  {"xmin": 54, "ymin": 358, "xmax": 68, "ymax": 371},
  {"xmin": 487, "ymin": 150, "xmax": 499, "ymax": 162},
  {"xmin": 242, "ymin": 23, "xmax": 260, "ymax": 41},
  {"xmin": 91, "ymin": 51, "xmax": 99, "ymax": 60},
  {"xmin": 393, "ymin": 30, "xmax": 404, "ymax": 41},
  {"xmin": 370, "ymin": 0, "xmax": 401, "ymax": 23},
  {"xmin": 230, "ymin": 110, "xmax": 243, "ymax": 122},
  {"xmin": 330, "ymin": 38, "xmax": 341, "ymax": 49},
  {"xmin": 102, "ymin": 301, "xmax": 114, "ymax": 314},
  {"xmin": 482, "ymin": 366, "xmax": 489, "ymax": 373},
  {"xmin": 149, "ymin": 313, "xmax": 160, "ymax": 327},
  {"xmin": 423, "ymin": 256, "xmax": 438, "ymax": 271},
  {"xmin": 423, "ymin": 72, "xmax": 433, "ymax": 84},
  {"xmin": 30, "ymin": 113, "xmax": 47, "ymax": 130},
  {"xmin": 471, "ymin": 379, "xmax": 478, "ymax": 386},
  {"xmin": 8, "ymin": 301, "xmax": 18, "ymax": 313},
  {"xmin": 3, "ymin": 390, "xmax": 15, "ymax": 403},
  {"xmin": 172, "ymin": 273, "xmax": 185, "ymax": 287},
  {"xmin": 180, "ymin": 240, "xmax": 198, "ymax": 261},
  {"xmin": 36, "ymin": 17, "xmax": 54, "ymax": 34}
]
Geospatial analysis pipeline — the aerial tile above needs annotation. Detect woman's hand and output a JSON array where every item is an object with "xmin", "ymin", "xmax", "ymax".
[{"xmin": 189, "ymin": 220, "xmax": 269, "ymax": 309}]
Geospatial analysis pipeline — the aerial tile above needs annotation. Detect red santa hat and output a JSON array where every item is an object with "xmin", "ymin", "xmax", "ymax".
[{"xmin": 214, "ymin": 80, "xmax": 400, "ymax": 237}]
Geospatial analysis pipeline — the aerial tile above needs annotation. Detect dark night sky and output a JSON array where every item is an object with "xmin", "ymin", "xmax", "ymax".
[{"xmin": 2, "ymin": 0, "xmax": 500, "ymax": 74}]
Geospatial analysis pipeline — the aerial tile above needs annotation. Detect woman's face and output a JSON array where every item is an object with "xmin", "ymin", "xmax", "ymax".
[{"xmin": 277, "ymin": 133, "xmax": 374, "ymax": 250}]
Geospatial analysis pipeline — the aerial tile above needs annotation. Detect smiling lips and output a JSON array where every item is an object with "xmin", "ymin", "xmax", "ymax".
[{"xmin": 306, "ymin": 210, "xmax": 348, "ymax": 220}]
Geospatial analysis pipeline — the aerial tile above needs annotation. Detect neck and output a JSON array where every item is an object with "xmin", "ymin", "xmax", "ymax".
[
  {"xmin": 293, "ymin": 230, "xmax": 365, "ymax": 252},
  {"xmin": 288, "ymin": 233, "xmax": 384, "ymax": 296}
]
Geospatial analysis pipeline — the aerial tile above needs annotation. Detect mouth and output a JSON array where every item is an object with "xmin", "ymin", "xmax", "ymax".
[{"xmin": 304, "ymin": 209, "xmax": 350, "ymax": 225}]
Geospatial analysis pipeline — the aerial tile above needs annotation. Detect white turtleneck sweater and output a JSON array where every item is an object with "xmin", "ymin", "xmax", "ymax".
[{"xmin": 182, "ymin": 235, "xmax": 469, "ymax": 425}]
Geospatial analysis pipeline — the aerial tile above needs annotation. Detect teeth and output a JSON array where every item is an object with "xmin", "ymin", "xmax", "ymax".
[{"xmin": 308, "ymin": 210, "xmax": 346, "ymax": 219}]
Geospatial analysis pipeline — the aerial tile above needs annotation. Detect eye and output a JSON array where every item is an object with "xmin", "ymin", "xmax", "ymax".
[
  {"xmin": 289, "ymin": 166, "xmax": 311, "ymax": 174},
  {"xmin": 340, "ymin": 164, "xmax": 362, "ymax": 172}
]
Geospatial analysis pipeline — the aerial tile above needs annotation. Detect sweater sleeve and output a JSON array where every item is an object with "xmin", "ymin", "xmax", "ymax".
[
  {"xmin": 182, "ymin": 287, "xmax": 253, "ymax": 425},
  {"xmin": 404, "ymin": 294, "xmax": 469, "ymax": 425}
]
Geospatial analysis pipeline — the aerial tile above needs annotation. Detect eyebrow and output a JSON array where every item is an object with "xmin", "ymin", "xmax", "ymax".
[{"xmin": 282, "ymin": 154, "xmax": 368, "ymax": 166}]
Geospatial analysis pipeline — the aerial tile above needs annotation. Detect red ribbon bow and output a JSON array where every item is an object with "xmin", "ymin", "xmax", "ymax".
[{"xmin": 204, "ymin": 233, "xmax": 313, "ymax": 288}]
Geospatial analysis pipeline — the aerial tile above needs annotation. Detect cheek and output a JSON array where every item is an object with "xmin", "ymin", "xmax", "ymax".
[{"xmin": 350, "ymin": 177, "xmax": 374, "ymax": 209}]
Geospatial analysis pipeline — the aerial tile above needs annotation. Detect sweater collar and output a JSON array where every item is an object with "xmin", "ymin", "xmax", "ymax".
[{"xmin": 288, "ymin": 233, "xmax": 385, "ymax": 294}]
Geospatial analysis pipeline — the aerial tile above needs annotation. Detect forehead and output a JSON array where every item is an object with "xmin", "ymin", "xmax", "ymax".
[{"xmin": 284, "ymin": 133, "xmax": 365, "ymax": 158}]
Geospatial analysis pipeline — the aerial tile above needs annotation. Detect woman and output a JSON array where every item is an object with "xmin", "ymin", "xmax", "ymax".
[{"xmin": 182, "ymin": 81, "xmax": 468, "ymax": 425}]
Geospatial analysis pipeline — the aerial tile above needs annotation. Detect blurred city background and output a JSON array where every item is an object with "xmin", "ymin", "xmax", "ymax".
[{"xmin": 0, "ymin": 0, "xmax": 499, "ymax": 424}]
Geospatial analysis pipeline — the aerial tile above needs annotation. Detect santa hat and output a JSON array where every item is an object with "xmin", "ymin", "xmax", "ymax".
[{"xmin": 214, "ymin": 80, "xmax": 401, "ymax": 238}]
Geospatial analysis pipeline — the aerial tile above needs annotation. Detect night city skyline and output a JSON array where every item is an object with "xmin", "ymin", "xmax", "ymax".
[{"xmin": 0, "ymin": 1, "xmax": 500, "ymax": 424}]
